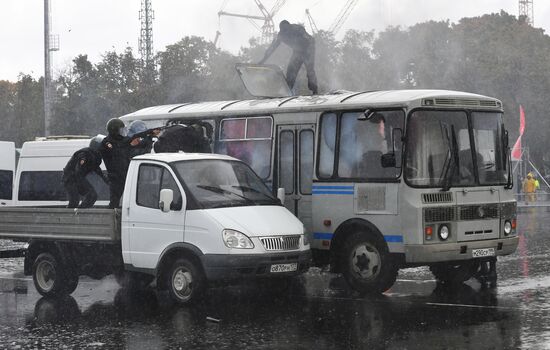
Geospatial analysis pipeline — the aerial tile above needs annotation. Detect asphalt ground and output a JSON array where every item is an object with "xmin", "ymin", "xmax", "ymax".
[{"xmin": 0, "ymin": 207, "xmax": 548, "ymax": 349}]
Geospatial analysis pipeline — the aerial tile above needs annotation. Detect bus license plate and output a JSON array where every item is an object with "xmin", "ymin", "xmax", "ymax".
[
  {"xmin": 472, "ymin": 248, "xmax": 495, "ymax": 258},
  {"xmin": 270, "ymin": 263, "xmax": 298, "ymax": 273}
]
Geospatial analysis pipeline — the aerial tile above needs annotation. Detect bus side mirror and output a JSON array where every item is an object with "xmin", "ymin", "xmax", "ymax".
[
  {"xmin": 159, "ymin": 189, "xmax": 174, "ymax": 213},
  {"xmin": 381, "ymin": 153, "xmax": 396, "ymax": 168},
  {"xmin": 277, "ymin": 188, "xmax": 285, "ymax": 204}
]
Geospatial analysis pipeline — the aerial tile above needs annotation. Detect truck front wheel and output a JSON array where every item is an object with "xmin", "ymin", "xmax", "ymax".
[
  {"xmin": 341, "ymin": 232, "xmax": 398, "ymax": 294},
  {"xmin": 165, "ymin": 258, "xmax": 205, "ymax": 305},
  {"xmin": 32, "ymin": 253, "xmax": 69, "ymax": 297}
]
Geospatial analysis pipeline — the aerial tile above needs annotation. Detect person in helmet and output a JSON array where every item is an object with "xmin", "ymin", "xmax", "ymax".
[
  {"xmin": 62, "ymin": 135, "xmax": 109, "ymax": 208},
  {"xmin": 127, "ymin": 120, "xmax": 155, "ymax": 156},
  {"xmin": 100, "ymin": 118, "xmax": 160, "ymax": 208},
  {"xmin": 258, "ymin": 20, "xmax": 318, "ymax": 95}
]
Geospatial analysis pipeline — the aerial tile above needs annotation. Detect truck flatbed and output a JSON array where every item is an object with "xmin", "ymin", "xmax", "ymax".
[{"xmin": 0, "ymin": 207, "xmax": 120, "ymax": 242}]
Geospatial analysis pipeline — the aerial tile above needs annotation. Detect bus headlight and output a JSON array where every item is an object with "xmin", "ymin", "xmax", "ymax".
[
  {"xmin": 438, "ymin": 225, "xmax": 450, "ymax": 241},
  {"xmin": 504, "ymin": 221, "xmax": 512, "ymax": 236},
  {"xmin": 222, "ymin": 229, "xmax": 254, "ymax": 249}
]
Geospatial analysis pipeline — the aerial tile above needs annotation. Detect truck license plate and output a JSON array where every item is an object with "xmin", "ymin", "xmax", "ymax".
[
  {"xmin": 472, "ymin": 248, "xmax": 495, "ymax": 258},
  {"xmin": 270, "ymin": 263, "xmax": 298, "ymax": 273}
]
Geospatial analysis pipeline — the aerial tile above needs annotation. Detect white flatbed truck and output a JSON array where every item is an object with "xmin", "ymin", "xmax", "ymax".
[{"xmin": 0, "ymin": 153, "xmax": 311, "ymax": 304}]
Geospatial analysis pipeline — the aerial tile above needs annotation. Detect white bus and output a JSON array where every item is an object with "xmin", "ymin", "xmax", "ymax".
[{"xmin": 119, "ymin": 67, "xmax": 518, "ymax": 293}]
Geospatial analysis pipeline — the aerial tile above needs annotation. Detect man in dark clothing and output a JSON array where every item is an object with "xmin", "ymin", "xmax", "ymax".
[
  {"xmin": 128, "ymin": 120, "xmax": 155, "ymax": 156},
  {"xmin": 259, "ymin": 20, "xmax": 318, "ymax": 95},
  {"xmin": 63, "ymin": 136, "xmax": 109, "ymax": 208},
  {"xmin": 153, "ymin": 122, "xmax": 212, "ymax": 154},
  {"xmin": 100, "ymin": 118, "xmax": 159, "ymax": 208}
]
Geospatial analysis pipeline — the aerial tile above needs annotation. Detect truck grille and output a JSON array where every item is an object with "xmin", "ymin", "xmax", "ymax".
[{"xmin": 260, "ymin": 236, "xmax": 300, "ymax": 251}]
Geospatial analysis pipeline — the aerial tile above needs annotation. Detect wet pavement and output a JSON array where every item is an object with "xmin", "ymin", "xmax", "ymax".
[{"xmin": 0, "ymin": 207, "xmax": 549, "ymax": 349}]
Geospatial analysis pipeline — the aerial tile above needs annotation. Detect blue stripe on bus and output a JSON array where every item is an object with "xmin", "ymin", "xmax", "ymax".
[
  {"xmin": 313, "ymin": 232, "xmax": 334, "ymax": 240},
  {"xmin": 312, "ymin": 185, "xmax": 354, "ymax": 190},
  {"xmin": 312, "ymin": 191, "xmax": 354, "ymax": 195},
  {"xmin": 384, "ymin": 235, "xmax": 404, "ymax": 243},
  {"xmin": 313, "ymin": 232, "xmax": 403, "ymax": 243}
]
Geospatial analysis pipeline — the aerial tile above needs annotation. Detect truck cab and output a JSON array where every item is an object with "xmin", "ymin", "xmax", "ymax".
[{"xmin": 121, "ymin": 152, "xmax": 311, "ymax": 302}]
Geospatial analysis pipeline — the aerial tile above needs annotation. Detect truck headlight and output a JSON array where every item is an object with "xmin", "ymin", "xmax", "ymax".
[
  {"xmin": 302, "ymin": 226, "xmax": 310, "ymax": 246},
  {"xmin": 222, "ymin": 229, "xmax": 254, "ymax": 249},
  {"xmin": 504, "ymin": 221, "xmax": 512, "ymax": 236},
  {"xmin": 438, "ymin": 225, "xmax": 450, "ymax": 241}
]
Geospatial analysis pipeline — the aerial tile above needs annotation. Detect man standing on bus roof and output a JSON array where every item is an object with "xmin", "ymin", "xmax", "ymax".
[
  {"xmin": 62, "ymin": 135, "xmax": 109, "ymax": 208},
  {"xmin": 100, "ymin": 118, "xmax": 160, "ymax": 208},
  {"xmin": 258, "ymin": 20, "xmax": 318, "ymax": 95}
]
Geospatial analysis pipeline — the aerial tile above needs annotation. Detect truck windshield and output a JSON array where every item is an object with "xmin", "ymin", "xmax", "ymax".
[
  {"xmin": 405, "ymin": 110, "xmax": 508, "ymax": 187},
  {"xmin": 173, "ymin": 159, "xmax": 279, "ymax": 208}
]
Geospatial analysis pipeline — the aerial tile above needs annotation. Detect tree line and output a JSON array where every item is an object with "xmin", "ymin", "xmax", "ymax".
[{"xmin": 1, "ymin": 11, "xmax": 548, "ymax": 169}]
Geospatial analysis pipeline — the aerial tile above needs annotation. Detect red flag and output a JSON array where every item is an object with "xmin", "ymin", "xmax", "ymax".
[
  {"xmin": 519, "ymin": 105, "xmax": 526, "ymax": 136},
  {"xmin": 511, "ymin": 135, "xmax": 522, "ymax": 160},
  {"xmin": 511, "ymin": 105, "xmax": 526, "ymax": 161}
]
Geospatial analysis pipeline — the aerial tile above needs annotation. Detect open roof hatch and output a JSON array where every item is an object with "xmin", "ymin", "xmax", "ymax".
[{"xmin": 235, "ymin": 63, "xmax": 292, "ymax": 98}]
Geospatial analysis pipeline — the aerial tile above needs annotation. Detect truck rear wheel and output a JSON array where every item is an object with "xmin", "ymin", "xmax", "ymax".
[
  {"xmin": 429, "ymin": 260, "xmax": 480, "ymax": 285},
  {"xmin": 165, "ymin": 258, "xmax": 205, "ymax": 305},
  {"xmin": 341, "ymin": 232, "xmax": 398, "ymax": 294},
  {"xmin": 32, "ymin": 253, "xmax": 69, "ymax": 297}
]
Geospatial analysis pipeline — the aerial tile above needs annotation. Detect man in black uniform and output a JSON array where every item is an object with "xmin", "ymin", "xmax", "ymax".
[
  {"xmin": 259, "ymin": 20, "xmax": 318, "ymax": 95},
  {"xmin": 153, "ymin": 122, "xmax": 212, "ymax": 154},
  {"xmin": 100, "ymin": 118, "xmax": 159, "ymax": 208},
  {"xmin": 63, "ymin": 136, "xmax": 109, "ymax": 208}
]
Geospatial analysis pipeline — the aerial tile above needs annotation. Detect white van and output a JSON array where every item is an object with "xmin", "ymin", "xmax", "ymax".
[
  {"xmin": 14, "ymin": 138, "xmax": 109, "ymax": 206},
  {"xmin": 0, "ymin": 141, "xmax": 16, "ymax": 206}
]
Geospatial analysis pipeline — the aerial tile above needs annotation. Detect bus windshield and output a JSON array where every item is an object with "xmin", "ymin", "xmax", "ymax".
[
  {"xmin": 173, "ymin": 159, "xmax": 279, "ymax": 209},
  {"xmin": 405, "ymin": 110, "xmax": 508, "ymax": 188}
]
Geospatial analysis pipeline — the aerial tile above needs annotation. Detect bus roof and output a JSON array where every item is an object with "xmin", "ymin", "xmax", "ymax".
[{"xmin": 119, "ymin": 89, "xmax": 502, "ymax": 122}]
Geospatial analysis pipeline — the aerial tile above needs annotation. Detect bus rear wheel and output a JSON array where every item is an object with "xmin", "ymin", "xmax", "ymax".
[
  {"xmin": 429, "ymin": 260, "xmax": 480, "ymax": 285},
  {"xmin": 341, "ymin": 232, "xmax": 398, "ymax": 294}
]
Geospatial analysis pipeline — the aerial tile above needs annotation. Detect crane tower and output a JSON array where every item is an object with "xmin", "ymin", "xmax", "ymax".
[
  {"xmin": 519, "ymin": 0, "xmax": 534, "ymax": 26},
  {"xmin": 139, "ymin": 0, "xmax": 154, "ymax": 69}
]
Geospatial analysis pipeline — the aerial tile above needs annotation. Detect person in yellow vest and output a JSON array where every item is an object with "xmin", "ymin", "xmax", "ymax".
[{"xmin": 523, "ymin": 173, "xmax": 537, "ymax": 203}]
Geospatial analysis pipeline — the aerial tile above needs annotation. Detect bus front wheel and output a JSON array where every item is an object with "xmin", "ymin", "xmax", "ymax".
[{"xmin": 341, "ymin": 232, "xmax": 398, "ymax": 294}]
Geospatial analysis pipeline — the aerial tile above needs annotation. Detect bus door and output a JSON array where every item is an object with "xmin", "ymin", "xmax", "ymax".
[{"xmin": 277, "ymin": 124, "xmax": 315, "ymax": 229}]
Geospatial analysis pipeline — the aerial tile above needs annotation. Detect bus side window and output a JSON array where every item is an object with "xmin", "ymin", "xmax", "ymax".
[
  {"xmin": 338, "ymin": 111, "xmax": 403, "ymax": 180},
  {"xmin": 218, "ymin": 117, "xmax": 273, "ymax": 180},
  {"xmin": 318, "ymin": 113, "xmax": 337, "ymax": 178}
]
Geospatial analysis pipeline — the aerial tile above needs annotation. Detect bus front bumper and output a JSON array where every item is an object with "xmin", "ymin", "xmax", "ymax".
[{"xmin": 404, "ymin": 236, "xmax": 519, "ymax": 264}]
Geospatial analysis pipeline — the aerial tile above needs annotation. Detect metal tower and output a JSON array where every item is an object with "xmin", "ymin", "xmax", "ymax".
[
  {"xmin": 43, "ymin": 0, "xmax": 59, "ymax": 137},
  {"xmin": 139, "ymin": 0, "xmax": 154, "ymax": 69},
  {"xmin": 519, "ymin": 0, "xmax": 534, "ymax": 26}
]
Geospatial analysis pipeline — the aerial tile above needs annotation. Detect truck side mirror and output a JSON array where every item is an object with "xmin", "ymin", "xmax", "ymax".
[
  {"xmin": 381, "ymin": 152, "xmax": 396, "ymax": 168},
  {"xmin": 159, "ymin": 189, "xmax": 174, "ymax": 213},
  {"xmin": 277, "ymin": 188, "xmax": 285, "ymax": 204}
]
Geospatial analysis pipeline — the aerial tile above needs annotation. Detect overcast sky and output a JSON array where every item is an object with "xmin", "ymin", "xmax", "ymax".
[{"xmin": 1, "ymin": 0, "xmax": 549, "ymax": 82}]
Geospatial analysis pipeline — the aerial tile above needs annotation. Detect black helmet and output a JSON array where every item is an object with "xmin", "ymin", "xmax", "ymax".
[
  {"xmin": 106, "ymin": 118, "xmax": 125, "ymax": 136},
  {"xmin": 89, "ymin": 135, "xmax": 104, "ymax": 151}
]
